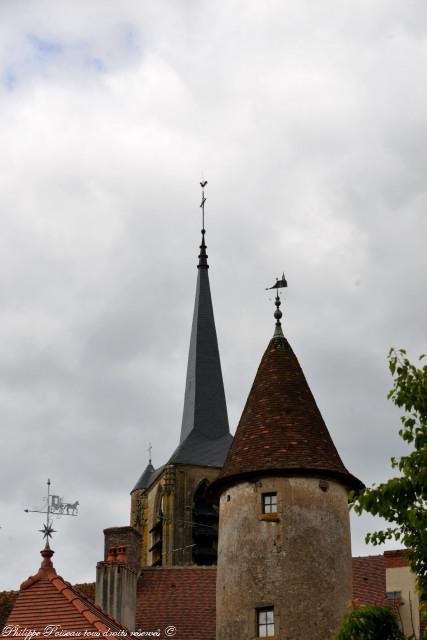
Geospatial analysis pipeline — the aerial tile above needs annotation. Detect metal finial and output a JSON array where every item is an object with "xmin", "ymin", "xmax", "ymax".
[
  {"xmin": 266, "ymin": 273, "xmax": 288, "ymax": 337},
  {"xmin": 198, "ymin": 180, "xmax": 209, "ymax": 269},
  {"xmin": 25, "ymin": 478, "xmax": 79, "ymax": 543},
  {"xmin": 148, "ymin": 442, "xmax": 152, "ymax": 465}
]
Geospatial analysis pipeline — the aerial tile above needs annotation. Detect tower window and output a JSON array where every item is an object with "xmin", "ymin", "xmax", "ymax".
[
  {"xmin": 262, "ymin": 492, "xmax": 277, "ymax": 514},
  {"xmin": 257, "ymin": 607, "xmax": 275, "ymax": 637}
]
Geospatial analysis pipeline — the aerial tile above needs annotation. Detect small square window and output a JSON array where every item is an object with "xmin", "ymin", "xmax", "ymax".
[
  {"xmin": 257, "ymin": 607, "xmax": 275, "ymax": 637},
  {"xmin": 262, "ymin": 492, "xmax": 277, "ymax": 514}
]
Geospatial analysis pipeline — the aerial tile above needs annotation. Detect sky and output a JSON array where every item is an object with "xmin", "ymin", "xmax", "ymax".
[{"xmin": 0, "ymin": 0, "xmax": 426, "ymax": 590}]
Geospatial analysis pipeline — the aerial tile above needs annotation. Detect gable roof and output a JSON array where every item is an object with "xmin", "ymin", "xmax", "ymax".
[
  {"xmin": 214, "ymin": 331, "xmax": 363, "ymax": 493},
  {"xmin": 1, "ymin": 545, "xmax": 127, "ymax": 635},
  {"xmin": 136, "ymin": 566, "xmax": 216, "ymax": 640}
]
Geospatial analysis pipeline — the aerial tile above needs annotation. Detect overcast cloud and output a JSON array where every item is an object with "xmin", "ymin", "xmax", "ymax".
[{"xmin": 0, "ymin": 0, "xmax": 426, "ymax": 589}]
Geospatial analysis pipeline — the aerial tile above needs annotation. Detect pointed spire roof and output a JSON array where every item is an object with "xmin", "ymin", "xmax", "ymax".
[
  {"xmin": 132, "ymin": 461, "xmax": 155, "ymax": 492},
  {"xmin": 169, "ymin": 186, "xmax": 232, "ymax": 466},
  {"xmin": 214, "ymin": 291, "xmax": 363, "ymax": 493}
]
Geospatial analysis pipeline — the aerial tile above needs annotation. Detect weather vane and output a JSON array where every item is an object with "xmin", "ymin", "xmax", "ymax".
[
  {"xmin": 266, "ymin": 273, "xmax": 288, "ymax": 332},
  {"xmin": 25, "ymin": 478, "xmax": 79, "ymax": 542},
  {"xmin": 200, "ymin": 180, "xmax": 208, "ymax": 230}
]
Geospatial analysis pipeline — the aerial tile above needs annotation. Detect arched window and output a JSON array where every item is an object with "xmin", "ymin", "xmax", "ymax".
[
  {"xmin": 192, "ymin": 480, "xmax": 218, "ymax": 566},
  {"xmin": 149, "ymin": 491, "xmax": 164, "ymax": 566}
]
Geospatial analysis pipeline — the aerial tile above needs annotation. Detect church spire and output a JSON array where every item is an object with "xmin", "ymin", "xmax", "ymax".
[{"xmin": 169, "ymin": 181, "xmax": 232, "ymax": 466}]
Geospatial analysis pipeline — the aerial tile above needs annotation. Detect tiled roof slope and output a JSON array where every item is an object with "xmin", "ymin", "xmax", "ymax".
[
  {"xmin": 384, "ymin": 549, "xmax": 410, "ymax": 568},
  {"xmin": 215, "ymin": 334, "xmax": 363, "ymax": 491},
  {"xmin": 352, "ymin": 555, "xmax": 386, "ymax": 606},
  {"xmin": 1, "ymin": 546, "xmax": 127, "ymax": 636},
  {"xmin": 136, "ymin": 566, "xmax": 216, "ymax": 640}
]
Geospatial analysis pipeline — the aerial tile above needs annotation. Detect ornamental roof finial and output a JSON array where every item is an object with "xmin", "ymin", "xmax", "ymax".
[
  {"xmin": 266, "ymin": 273, "xmax": 288, "ymax": 337},
  {"xmin": 198, "ymin": 180, "xmax": 209, "ymax": 269}
]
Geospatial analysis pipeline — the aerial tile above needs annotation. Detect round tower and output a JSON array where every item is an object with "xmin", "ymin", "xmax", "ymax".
[{"xmin": 212, "ymin": 285, "xmax": 363, "ymax": 640}]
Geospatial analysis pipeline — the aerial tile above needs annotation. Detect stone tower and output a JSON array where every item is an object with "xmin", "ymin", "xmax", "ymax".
[
  {"xmin": 213, "ymin": 288, "xmax": 363, "ymax": 640},
  {"xmin": 129, "ymin": 190, "xmax": 233, "ymax": 568}
]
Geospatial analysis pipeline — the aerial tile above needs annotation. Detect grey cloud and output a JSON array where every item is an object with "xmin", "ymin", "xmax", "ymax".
[{"xmin": 0, "ymin": 0, "xmax": 426, "ymax": 589}]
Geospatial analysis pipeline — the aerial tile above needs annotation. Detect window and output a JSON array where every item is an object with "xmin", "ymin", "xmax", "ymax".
[
  {"xmin": 386, "ymin": 591, "xmax": 402, "ymax": 600},
  {"xmin": 257, "ymin": 607, "xmax": 275, "ymax": 637},
  {"xmin": 262, "ymin": 492, "xmax": 277, "ymax": 514}
]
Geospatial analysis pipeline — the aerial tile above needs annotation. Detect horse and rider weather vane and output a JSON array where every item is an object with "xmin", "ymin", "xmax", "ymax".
[{"xmin": 24, "ymin": 478, "xmax": 79, "ymax": 541}]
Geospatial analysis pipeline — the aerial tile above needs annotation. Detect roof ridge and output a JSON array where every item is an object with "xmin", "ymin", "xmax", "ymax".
[{"xmin": 47, "ymin": 572, "xmax": 129, "ymax": 632}]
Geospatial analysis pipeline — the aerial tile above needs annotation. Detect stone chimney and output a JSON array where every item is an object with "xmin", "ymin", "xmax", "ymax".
[{"xmin": 96, "ymin": 545, "xmax": 137, "ymax": 630}]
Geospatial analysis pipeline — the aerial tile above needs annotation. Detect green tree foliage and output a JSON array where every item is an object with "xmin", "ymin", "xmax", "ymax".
[
  {"xmin": 351, "ymin": 348, "xmax": 427, "ymax": 599},
  {"xmin": 335, "ymin": 605, "xmax": 406, "ymax": 640}
]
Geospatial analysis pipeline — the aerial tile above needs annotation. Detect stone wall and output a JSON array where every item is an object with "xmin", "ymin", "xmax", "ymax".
[{"xmin": 216, "ymin": 476, "xmax": 352, "ymax": 640}]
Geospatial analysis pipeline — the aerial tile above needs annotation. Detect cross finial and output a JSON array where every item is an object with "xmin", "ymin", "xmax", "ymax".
[
  {"xmin": 148, "ymin": 442, "xmax": 152, "ymax": 465},
  {"xmin": 198, "ymin": 180, "xmax": 209, "ymax": 269},
  {"xmin": 200, "ymin": 180, "xmax": 208, "ymax": 231}
]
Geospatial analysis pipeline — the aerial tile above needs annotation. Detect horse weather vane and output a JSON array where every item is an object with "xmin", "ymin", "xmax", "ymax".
[{"xmin": 24, "ymin": 478, "xmax": 79, "ymax": 541}]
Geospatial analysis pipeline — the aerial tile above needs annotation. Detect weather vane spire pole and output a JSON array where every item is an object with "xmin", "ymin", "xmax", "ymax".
[
  {"xmin": 198, "ymin": 179, "xmax": 209, "ymax": 269},
  {"xmin": 266, "ymin": 272, "xmax": 288, "ymax": 337},
  {"xmin": 200, "ymin": 179, "xmax": 207, "ymax": 231}
]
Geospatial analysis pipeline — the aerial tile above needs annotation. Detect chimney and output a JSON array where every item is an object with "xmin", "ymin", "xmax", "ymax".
[{"xmin": 96, "ymin": 546, "xmax": 137, "ymax": 630}]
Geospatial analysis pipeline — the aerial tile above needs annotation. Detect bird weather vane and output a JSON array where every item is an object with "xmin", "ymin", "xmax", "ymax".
[
  {"xmin": 266, "ymin": 273, "xmax": 288, "ymax": 294},
  {"xmin": 200, "ymin": 180, "xmax": 208, "ymax": 230},
  {"xmin": 24, "ymin": 478, "xmax": 79, "ymax": 541}
]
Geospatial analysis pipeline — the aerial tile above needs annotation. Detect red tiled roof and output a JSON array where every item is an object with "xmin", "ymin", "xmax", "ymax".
[
  {"xmin": 214, "ymin": 334, "xmax": 362, "ymax": 492},
  {"xmin": 384, "ymin": 549, "xmax": 410, "ymax": 569},
  {"xmin": 1, "ymin": 546, "xmax": 127, "ymax": 636},
  {"xmin": 352, "ymin": 555, "xmax": 386, "ymax": 606},
  {"xmin": 136, "ymin": 566, "xmax": 216, "ymax": 640}
]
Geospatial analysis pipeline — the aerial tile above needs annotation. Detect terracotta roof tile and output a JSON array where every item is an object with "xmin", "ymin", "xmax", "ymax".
[
  {"xmin": 352, "ymin": 555, "xmax": 386, "ymax": 606},
  {"xmin": 136, "ymin": 566, "xmax": 216, "ymax": 640},
  {"xmin": 215, "ymin": 334, "xmax": 363, "ymax": 492},
  {"xmin": 384, "ymin": 549, "xmax": 410, "ymax": 569},
  {"xmin": 1, "ymin": 546, "xmax": 127, "ymax": 636}
]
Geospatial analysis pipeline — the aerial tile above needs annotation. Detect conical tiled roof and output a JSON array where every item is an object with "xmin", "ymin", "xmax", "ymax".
[{"xmin": 214, "ymin": 331, "xmax": 363, "ymax": 493}]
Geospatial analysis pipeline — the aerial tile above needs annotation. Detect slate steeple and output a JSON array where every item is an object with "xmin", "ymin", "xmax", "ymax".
[{"xmin": 169, "ymin": 184, "xmax": 232, "ymax": 466}]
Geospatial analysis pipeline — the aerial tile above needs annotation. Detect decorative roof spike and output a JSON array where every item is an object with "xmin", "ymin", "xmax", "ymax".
[
  {"xmin": 266, "ymin": 273, "xmax": 288, "ymax": 337},
  {"xmin": 198, "ymin": 180, "xmax": 209, "ymax": 269},
  {"xmin": 273, "ymin": 293, "xmax": 284, "ymax": 338}
]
